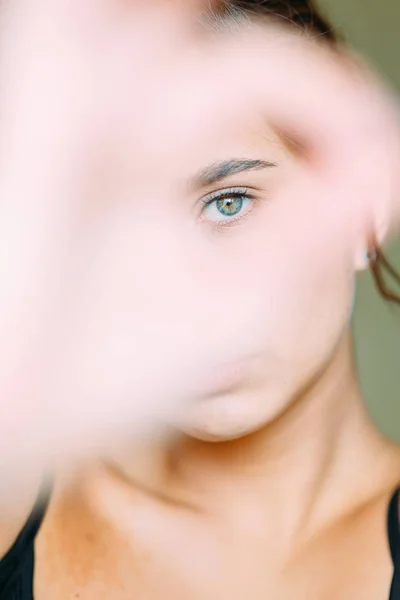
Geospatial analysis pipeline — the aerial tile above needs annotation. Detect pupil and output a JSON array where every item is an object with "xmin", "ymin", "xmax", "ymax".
[{"xmin": 216, "ymin": 197, "xmax": 243, "ymax": 217}]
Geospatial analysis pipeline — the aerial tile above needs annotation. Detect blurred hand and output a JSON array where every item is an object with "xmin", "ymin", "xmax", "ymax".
[{"xmin": 0, "ymin": 0, "xmax": 398, "ymax": 477}]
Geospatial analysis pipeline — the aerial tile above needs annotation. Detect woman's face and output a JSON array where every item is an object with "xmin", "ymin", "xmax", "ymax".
[
  {"xmin": 147, "ymin": 113, "xmax": 362, "ymax": 442},
  {"xmin": 95, "ymin": 39, "xmax": 368, "ymax": 445}
]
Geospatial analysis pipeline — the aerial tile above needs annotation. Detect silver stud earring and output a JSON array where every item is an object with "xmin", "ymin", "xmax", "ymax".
[{"xmin": 366, "ymin": 248, "xmax": 377, "ymax": 264}]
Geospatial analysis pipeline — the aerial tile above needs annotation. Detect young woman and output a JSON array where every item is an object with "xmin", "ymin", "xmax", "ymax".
[{"xmin": 1, "ymin": 0, "xmax": 400, "ymax": 599}]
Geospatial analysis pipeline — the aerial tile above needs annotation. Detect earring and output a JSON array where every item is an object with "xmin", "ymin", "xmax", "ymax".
[{"xmin": 366, "ymin": 248, "xmax": 378, "ymax": 264}]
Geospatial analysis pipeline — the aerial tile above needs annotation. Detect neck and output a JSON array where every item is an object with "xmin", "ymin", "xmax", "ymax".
[
  {"xmin": 164, "ymin": 334, "xmax": 398, "ymax": 540},
  {"xmin": 83, "ymin": 333, "xmax": 400, "ymax": 551}
]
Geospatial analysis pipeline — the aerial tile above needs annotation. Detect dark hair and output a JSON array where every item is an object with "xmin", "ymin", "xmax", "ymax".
[
  {"xmin": 229, "ymin": 0, "xmax": 339, "ymax": 43},
  {"xmin": 215, "ymin": 0, "xmax": 400, "ymax": 305}
]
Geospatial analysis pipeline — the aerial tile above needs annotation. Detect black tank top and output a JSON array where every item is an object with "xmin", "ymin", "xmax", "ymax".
[
  {"xmin": 388, "ymin": 489, "xmax": 400, "ymax": 598},
  {"xmin": 0, "ymin": 484, "xmax": 50, "ymax": 600},
  {"xmin": 1, "ymin": 487, "xmax": 400, "ymax": 599}
]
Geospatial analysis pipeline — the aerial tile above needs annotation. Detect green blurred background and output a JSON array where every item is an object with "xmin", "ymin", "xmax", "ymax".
[{"xmin": 320, "ymin": 0, "xmax": 400, "ymax": 439}]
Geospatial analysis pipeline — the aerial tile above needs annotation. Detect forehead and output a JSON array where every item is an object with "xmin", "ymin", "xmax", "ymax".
[
  {"xmin": 120, "ymin": 25, "xmax": 295, "ymax": 184},
  {"xmin": 182, "ymin": 117, "xmax": 292, "ymax": 191}
]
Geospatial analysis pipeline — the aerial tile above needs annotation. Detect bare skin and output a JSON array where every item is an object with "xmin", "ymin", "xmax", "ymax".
[
  {"xmin": 33, "ymin": 333, "xmax": 400, "ymax": 599},
  {"xmin": 0, "ymin": 2, "xmax": 400, "ymax": 598}
]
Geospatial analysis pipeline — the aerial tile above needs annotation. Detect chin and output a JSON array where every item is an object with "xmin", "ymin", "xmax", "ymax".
[
  {"xmin": 175, "ymin": 391, "xmax": 282, "ymax": 443},
  {"xmin": 179, "ymin": 423, "xmax": 261, "ymax": 443}
]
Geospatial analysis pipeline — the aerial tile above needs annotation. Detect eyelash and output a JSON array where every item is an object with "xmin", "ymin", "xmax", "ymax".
[{"xmin": 199, "ymin": 187, "xmax": 257, "ymax": 229}]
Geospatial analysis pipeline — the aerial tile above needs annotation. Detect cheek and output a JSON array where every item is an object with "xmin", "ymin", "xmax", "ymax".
[{"xmin": 192, "ymin": 195, "xmax": 357, "ymax": 374}]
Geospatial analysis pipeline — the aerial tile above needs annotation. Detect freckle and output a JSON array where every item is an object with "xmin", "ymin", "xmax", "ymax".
[{"xmin": 84, "ymin": 531, "xmax": 96, "ymax": 544}]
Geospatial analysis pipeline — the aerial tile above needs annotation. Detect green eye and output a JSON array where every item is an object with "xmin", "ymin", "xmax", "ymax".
[
  {"xmin": 215, "ymin": 197, "xmax": 244, "ymax": 217},
  {"xmin": 202, "ymin": 187, "xmax": 253, "ymax": 224}
]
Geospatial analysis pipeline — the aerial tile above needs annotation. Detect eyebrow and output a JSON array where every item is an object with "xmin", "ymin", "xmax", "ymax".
[{"xmin": 192, "ymin": 159, "xmax": 277, "ymax": 188}]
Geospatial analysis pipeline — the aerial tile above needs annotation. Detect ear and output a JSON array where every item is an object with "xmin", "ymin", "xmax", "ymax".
[
  {"xmin": 353, "ymin": 209, "xmax": 390, "ymax": 273},
  {"xmin": 349, "ymin": 53, "xmax": 400, "ymax": 275}
]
